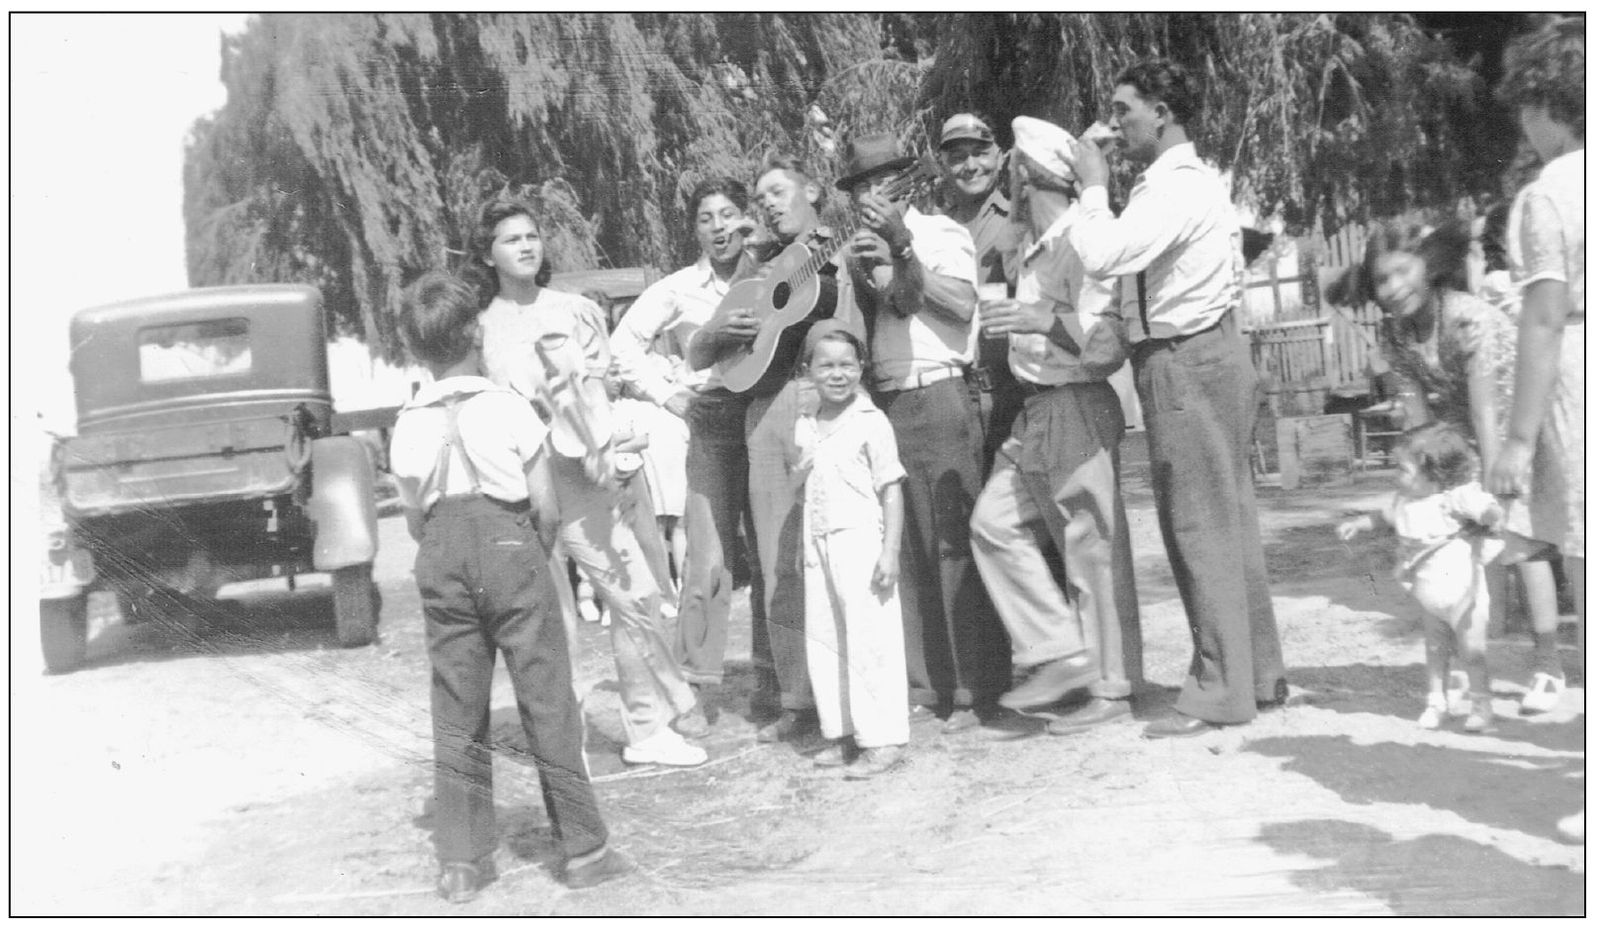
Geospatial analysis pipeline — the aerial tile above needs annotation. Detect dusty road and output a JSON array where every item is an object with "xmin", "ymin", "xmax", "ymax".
[{"xmin": 11, "ymin": 454, "xmax": 1586, "ymax": 916}]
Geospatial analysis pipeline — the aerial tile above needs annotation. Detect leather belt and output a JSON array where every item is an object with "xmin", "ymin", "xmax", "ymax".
[
  {"xmin": 1018, "ymin": 380, "xmax": 1071, "ymax": 397},
  {"xmin": 871, "ymin": 363, "xmax": 965, "ymax": 393}
]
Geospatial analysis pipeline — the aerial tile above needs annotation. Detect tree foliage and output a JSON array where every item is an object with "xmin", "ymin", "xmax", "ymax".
[{"xmin": 185, "ymin": 13, "xmax": 1490, "ymax": 359}]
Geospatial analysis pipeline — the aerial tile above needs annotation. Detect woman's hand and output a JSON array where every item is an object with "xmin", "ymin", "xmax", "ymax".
[{"xmin": 1486, "ymin": 438, "xmax": 1534, "ymax": 497}]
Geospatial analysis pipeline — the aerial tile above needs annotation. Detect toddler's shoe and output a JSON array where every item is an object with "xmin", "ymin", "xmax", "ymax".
[
  {"xmin": 622, "ymin": 727, "xmax": 708, "ymax": 767},
  {"xmin": 1519, "ymin": 671, "xmax": 1566, "ymax": 714},
  {"xmin": 1445, "ymin": 670, "xmax": 1470, "ymax": 710},
  {"xmin": 1417, "ymin": 697, "xmax": 1449, "ymax": 729},
  {"xmin": 1462, "ymin": 696, "xmax": 1495, "ymax": 733},
  {"xmin": 1556, "ymin": 809, "xmax": 1584, "ymax": 844}
]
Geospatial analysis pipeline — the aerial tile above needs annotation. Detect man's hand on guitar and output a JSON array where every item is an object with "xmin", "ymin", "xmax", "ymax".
[
  {"xmin": 850, "ymin": 230, "xmax": 892, "ymax": 269},
  {"xmin": 706, "ymin": 302, "xmax": 762, "ymax": 345}
]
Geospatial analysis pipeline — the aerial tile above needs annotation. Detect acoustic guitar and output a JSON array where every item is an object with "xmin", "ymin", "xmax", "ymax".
[{"xmin": 715, "ymin": 160, "xmax": 935, "ymax": 393}]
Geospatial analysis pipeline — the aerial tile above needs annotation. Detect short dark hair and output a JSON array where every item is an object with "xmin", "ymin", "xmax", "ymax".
[
  {"xmin": 1358, "ymin": 217, "xmax": 1469, "ymax": 303},
  {"xmin": 1397, "ymin": 422, "xmax": 1477, "ymax": 489},
  {"xmin": 1115, "ymin": 58, "xmax": 1200, "ymax": 127},
  {"xmin": 473, "ymin": 197, "xmax": 553, "ymax": 287},
  {"xmin": 1497, "ymin": 17, "xmax": 1585, "ymax": 140},
  {"xmin": 401, "ymin": 271, "xmax": 481, "ymax": 367},
  {"xmin": 688, "ymin": 178, "xmax": 749, "ymax": 223}
]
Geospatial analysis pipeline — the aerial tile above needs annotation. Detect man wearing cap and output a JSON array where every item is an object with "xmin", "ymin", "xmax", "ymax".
[
  {"xmin": 936, "ymin": 113, "xmax": 1024, "ymax": 474},
  {"xmin": 1063, "ymin": 57, "xmax": 1286, "ymax": 738},
  {"xmin": 686, "ymin": 155, "xmax": 855, "ymax": 743},
  {"xmin": 839, "ymin": 131, "xmax": 1014, "ymax": 732},
  {"xmin": 969, "ymin": 117, "xmax": 1144, "ymax": 732}
]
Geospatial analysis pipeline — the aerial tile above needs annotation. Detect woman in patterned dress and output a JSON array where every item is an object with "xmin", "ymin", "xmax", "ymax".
[{"xmin": 1484, "ymin": 16, "xmax": 1585, "ymax": 845}]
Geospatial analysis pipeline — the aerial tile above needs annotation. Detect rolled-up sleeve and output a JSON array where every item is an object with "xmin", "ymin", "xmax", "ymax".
[{"xmin": 610, "ymin": 277, "xmax": 683, "ymax": 406}]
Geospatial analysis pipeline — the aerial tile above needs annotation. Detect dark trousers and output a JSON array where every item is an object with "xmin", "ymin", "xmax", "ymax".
[
  {"xmin": 872, "ymin": 376, "xmax": 1013, "ymax": 708},
  {"xmin": 976, "ymin": 369, "xmax": 1026, "ymax": 477},
  {"xmin": 1132, "ymin": 317, "xmax": 1284, "ymax": 724},
  {"xmin": 676, "ymin": 389, "xmax": 766, "ymax": 685},
  {"xmin": 416, "ymin": 495, "xmax": 608, "ymax": 863}
]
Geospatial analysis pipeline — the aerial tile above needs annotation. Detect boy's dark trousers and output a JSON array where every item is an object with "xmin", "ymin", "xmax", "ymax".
[{"xmin": 415, "ymin": 494, "xmax": 609, "ymax": 864}]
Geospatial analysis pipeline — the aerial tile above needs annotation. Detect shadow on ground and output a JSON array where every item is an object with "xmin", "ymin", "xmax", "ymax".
[{"xmin": 1257, "ymin": 819, "xmax": 1583, "ymax": 916}]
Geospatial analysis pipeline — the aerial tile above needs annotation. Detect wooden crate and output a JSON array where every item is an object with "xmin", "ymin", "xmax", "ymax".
[{"xmin": 1276, "ymin": 414, "xmax": 1354, "ymax": 490}]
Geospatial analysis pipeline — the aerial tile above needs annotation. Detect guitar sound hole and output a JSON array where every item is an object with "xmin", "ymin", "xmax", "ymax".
[{"xmin": 772, "ymin": 283, "xmax": 791, "ymax": 307}]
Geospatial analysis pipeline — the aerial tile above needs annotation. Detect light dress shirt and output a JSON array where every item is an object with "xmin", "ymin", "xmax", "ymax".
[
  {"xmin": 389, "ymin": 376, "xmax": 548, "ymax": 512},
  {"xmin": 610, "ymin": 256, "xmax": 728, "ymax": 401},
  {"xmin": 859, "ymin": 206, "xmax": 979, "ymax": 386},
  {"xmin": 1068, "ymin": 142, "xmax": 1241, "ymax": 340},
  {"xmin": 1008, "ymin": 202, "xmax": 1124, "ymax": 386},
  {"xmin": 793, "ymin": 389, "xmax": 906, "ymax": 540},
  {"xmin": 479, "ymin": 290, "xmax": 612, "ymax": 401}
]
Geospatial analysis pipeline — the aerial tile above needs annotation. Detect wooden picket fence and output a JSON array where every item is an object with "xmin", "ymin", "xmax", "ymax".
[{"xmin": 1243, "ymin": 222, "xmax": 1384, "ymax": 414}]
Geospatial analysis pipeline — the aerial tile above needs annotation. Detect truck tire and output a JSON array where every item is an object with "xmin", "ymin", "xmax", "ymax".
[
  {"xmin": 333, "ymin": 564, "xmax": 379, "ymax": 647},
  {"xmin": 40, "ymin": 595, "xmax": 89, "ymax": 674}
]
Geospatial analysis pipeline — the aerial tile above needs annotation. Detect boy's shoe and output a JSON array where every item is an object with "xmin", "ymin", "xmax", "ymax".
[
  {"xmin": 622, "ymin": 727, "xmax": 708, "ymax": 767},
  {"xmin": 812, "ymin": 740, "xmax": 851, "ymax": 768},
  {"xmin": 562, "ymin": 846, "xmax": 634, "ymax": 889},
  {"xmin": 1519, "ymin": 671, "xmax": 1566, "ymax": 714},
  {"xmin": 1417, "ymin": 698, "xmax": 1449, "ymax": 729},
  {"xmin": 437, "ymin": 857, "xmax": 498, "ymax": 903},
  {"xmin": 1462, "ymin": 696, "xmax": 1495, "ymax": 733},
  {"xmin": 1556, "ymin": 809, "xmax": 1585, "ymax": 844},
  {"xmin": 844, "ymin": 745, "xmax": 903, "ymax": 780}
]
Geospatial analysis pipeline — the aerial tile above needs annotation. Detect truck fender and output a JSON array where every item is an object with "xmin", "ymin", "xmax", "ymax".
[{"xmin": 308, "ymin": 436, "xmax": 379, "ymax": 571}]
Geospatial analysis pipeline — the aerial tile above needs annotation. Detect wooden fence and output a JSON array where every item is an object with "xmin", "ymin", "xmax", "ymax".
[{"xmin": 1243, "ymin": 222, "xmax": 1384, "ymax": 414}]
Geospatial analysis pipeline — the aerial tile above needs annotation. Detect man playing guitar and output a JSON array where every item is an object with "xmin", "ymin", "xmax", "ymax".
[
  {"xmin": 685, "ymin": 156, "xmax": 852, "ymax": 741},
  {"xmin": 838, "ymin": 132, "xmax": 1013, "ymax": 733}
]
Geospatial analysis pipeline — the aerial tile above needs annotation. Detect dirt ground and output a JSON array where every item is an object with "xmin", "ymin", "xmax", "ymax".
[{"xmin": 11, "ymin": 439, "xmax": 1586, "ymax": 916}]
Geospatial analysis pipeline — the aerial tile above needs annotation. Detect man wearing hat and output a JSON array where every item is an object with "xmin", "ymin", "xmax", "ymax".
[
  {"xmin": 1063, "ymin": 57, "xmax": 1286, "ymax": 739},
  {"xmin": 838, "ymin": 131, "xmax": 1014, "ymax": 732},
  {"xmin": 936, "ymin": 113, "xmax": 1024, "ymax": 474},
  {"xmin": 969, "ymin": 116, "xmax": 1144, "ymax": 732}
]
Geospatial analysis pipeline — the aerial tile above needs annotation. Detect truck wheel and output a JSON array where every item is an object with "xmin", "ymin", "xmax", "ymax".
[
  {"xmin": 333, "ymin": 564, "xmax": 379, "ymax": 647},
  {"xmin": 40, "ymin": 595, "xmax": 89, "ymax": 674}
]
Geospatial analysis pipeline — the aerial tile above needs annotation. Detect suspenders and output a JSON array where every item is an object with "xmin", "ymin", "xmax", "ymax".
[{"xmin": 429, "ymin": 397, "xmax": 485, "ymax": 509}]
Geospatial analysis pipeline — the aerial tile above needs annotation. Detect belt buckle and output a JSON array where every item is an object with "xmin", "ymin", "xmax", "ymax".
[{"xmin": 969, "ymin": 366, "xmax": 995, "ymax": 393}]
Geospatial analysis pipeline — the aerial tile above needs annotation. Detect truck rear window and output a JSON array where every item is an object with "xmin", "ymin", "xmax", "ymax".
[{"xmin": 138, "ymin": 318, "xmax": 252, "ymax": 382}]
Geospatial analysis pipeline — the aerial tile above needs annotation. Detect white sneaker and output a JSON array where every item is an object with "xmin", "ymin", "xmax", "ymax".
[
  {"xmin": 1462, "ymin": 696, "xmax": 1495, "ymax": 733},
  {"xmin": 1519, "ymin": 672, "xmax": 1566, "ymax": 714},
  {"xmin": 1556, "ymin": 809, "xmax": 1584, "ymax": 844},
  {"xmin": 1417, "ymin": 699, "xmax": 1448, "ymax": 729},
  {"xmin": 622, "ymin": 727, "xmax": 708, "ymax": 767}
]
